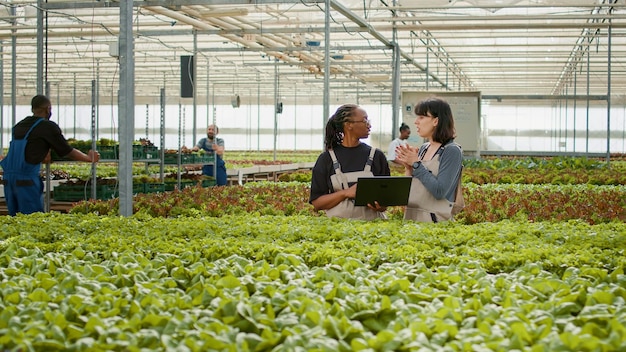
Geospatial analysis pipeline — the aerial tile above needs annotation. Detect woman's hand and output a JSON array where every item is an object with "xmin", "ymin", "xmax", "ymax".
[
  {"xmin": 367, "ymin": 200, "xmax": 387, "ymax": 213},
  {"xmin": 395, "ymin": 144, "xmax": 419, "ymax": 167},
  {"xmin": 344, "ymin": 184, "xmax": 357, "ymax": 199}
]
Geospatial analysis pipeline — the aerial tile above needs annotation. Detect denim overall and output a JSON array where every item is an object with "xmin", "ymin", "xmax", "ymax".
[
  {"xmin": 1, "ymin": 118, "xmax": 45, "ymax": 216},
  {"xmin": 198, "ymin": 138, "xmax": 227, "ymax": 186}
]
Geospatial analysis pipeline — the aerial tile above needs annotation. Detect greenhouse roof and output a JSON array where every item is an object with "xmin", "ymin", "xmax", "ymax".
[{"xmin": 0, "ymin": 0, "xmax": 624, "ymax": 105}]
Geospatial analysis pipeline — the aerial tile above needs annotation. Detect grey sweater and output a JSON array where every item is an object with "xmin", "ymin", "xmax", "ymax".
[{"xmin": 412, "ymin": 141, "xmax": 463, "ymax": 202}]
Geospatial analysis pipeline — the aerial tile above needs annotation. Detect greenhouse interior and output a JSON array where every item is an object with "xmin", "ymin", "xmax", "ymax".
[
  {"xmin": 1, "ymin": 0, "xmax": 625, "ymax": 154},
  {"xmin": 0, "ymin": 1, "xmax": 625, "ymax": 351}
]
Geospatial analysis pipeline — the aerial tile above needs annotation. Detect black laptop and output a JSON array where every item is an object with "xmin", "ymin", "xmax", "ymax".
[{"xmin": 354, "ymin": 176, "xmax": 412, "ymax": 206}]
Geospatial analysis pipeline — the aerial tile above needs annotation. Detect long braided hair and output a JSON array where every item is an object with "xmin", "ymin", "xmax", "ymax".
[{"xmin": 324, "ymin": 104, "xmax": 358, "ymax": 150}]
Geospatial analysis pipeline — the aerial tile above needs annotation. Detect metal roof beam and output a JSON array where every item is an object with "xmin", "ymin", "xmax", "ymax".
[
  {"xmin": 482, "ymin": 95, "xmax": 608, "ymax": 101},
  {"xmin": 44, "ymin": 0, "xmax": 324, "ymax": 10},
  {"xmin": 329, "ymin": 0, "xmax": 451, "ymax": 90}
]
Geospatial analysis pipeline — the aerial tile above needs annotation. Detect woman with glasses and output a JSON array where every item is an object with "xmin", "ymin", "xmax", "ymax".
[
  {"xmin": 309, "ymin": 104, "xmax": 390, "ymax": 219},
  {"xmin": 395, "ymin": 97, "xmax": 465, "ymax": 222}
]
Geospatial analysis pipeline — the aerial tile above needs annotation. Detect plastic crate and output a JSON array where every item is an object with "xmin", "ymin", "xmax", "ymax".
[
  {"xmin": 201, "ymin": 179, "xmax": 216, "ymax": 187},
  {"xmin": 193, "ymin": 153, "xmax": 216, "ymax": 164},
  {"xmin": 133, "ymin": 183, "xmax": 144, "ymax": 194},
  {"xmin": 132, "ymin": 145, "xmax": 159, "ymax": 160},
  {"xmin": 164, "ymin": 181, "xmax": 195, "ymax": 191},
  {"xmin": 141, "ymin": 146, "xmax": 159, "ymax": 160},
  {"xmin": 98, "ymin": 145, "xmax": 118, "ymax": 160},
  {"xmin": 142, "ymin": 183, "xmax": 166, "ymax": 193},
  {"xmin": 163, "ymin": 153, "xmax": 194, "ymax": 164},
  {"xmin": 163, "ymin": 154, "xmax": 178, "ymax": 164},
  {"xmin": 53, "ymin": 184, "xmax": 117, "ymax": 202}
]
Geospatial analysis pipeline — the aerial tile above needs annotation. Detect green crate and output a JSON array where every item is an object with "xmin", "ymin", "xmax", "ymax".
[
  {"xmin": 132, "ymin": 145, "xmax": 146, "ymax": 159},
  {"xmin": 194, "ymin": 153, "xmax": 216, "ymax": 164},
  {"xmin": 98, "ymin": 145, "xmax": 118, "ymax": 160},
  {"xmin": 53, "ymin": 184, "xmax": 117, "ymax": 202},
  {"xmin": 164, "ymin": 181, "xmax": 195, "ymax": 191},
  {"xmin": 201, "ymin": 179, "xmax": 217, "ymax": 187},
  {"xmin": 163, "ymin": 153, "xmax": 194, "ymax": 164},
  {"xmin": 142, "ymin": 183, "xmax": 166, "ymax": 193},
  {"xmin": 133, "ymin": 145, "xmax": 159, "ymax": 160},
  {"xmin": 133, "ymin": 183, "xmax": 144, "ymax": 194},
  {"xmin": 181, "ymin": 154, "xmax": 194, "ymax": 164},
  {"xmin": 163, "ymin": 154, "xmax": 178, "ymax": 164},
  {"xmin": 130, "ymin": 182, "xmax": 165, "ymax": 194}
]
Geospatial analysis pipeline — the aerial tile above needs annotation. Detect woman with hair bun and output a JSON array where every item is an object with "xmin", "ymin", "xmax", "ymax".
[
  {"xmin": 309, "ymin": 104, "xmax": 390, "ymax": 220},
  {"xmin": 387, "ymin": 122, "xmax": 411, "ymax": 164}
]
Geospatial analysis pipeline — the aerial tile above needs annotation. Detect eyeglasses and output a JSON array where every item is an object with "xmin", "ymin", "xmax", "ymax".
[{"xmin": 348, "ymin": 119, "xmax": 371, "ymax": 125}]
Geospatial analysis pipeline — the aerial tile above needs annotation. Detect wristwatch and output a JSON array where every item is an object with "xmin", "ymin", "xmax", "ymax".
[{"xmin": 412, "ymin": 161, "xmax": 421, "ymax": 170}]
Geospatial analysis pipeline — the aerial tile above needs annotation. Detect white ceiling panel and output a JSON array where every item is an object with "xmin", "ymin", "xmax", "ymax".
[{"xmin": 0, "ymin": 0, "xmax": 623, "ymax": 105}]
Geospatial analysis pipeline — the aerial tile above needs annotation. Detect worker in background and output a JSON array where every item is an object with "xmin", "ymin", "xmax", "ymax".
[
  {"xmin": 193, "ymin": 124, "xmax": 227, "ymax": 186},
  {"xmin": 387, "ymin": 122, "xmax": 411, "ymax": 165},
  {"xmin": 1, "ymin": 94, "xmax": 99, "ymax": 216}
]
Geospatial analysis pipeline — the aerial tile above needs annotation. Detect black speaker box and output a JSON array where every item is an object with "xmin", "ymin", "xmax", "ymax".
[{"xmin": 181, "ymin": 55, "xmax": 194, "ymax": 98}]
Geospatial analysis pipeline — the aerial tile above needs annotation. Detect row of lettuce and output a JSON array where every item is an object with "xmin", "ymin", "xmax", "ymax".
[
  {"xmin": 68, "ymin": 181, "xmax": 626, "ymax": 224},
  {"xmin": 0, "ymin": 213, "xmax": 624, "ymax": 351},
  {"xmin": 1, "ymin": 155, "xmax": 624, "ymax": 350}
]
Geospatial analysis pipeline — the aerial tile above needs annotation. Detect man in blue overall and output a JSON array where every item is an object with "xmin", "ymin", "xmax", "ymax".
[
  {"xmin": 0, "ymin": 95, "xmax": 100, "ymax": 216},
  {"xmin": 192, "ymin": 124, "xmax": 227, "ymax": 186}
]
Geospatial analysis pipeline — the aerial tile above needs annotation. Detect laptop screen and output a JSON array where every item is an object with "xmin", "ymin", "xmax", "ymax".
[{"xmin": 354, "ymin": 176, "xmax": 412, "ymax": 206}]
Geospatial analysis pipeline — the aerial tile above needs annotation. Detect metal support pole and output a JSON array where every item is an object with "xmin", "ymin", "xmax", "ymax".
[
  {"xmin": 0, "ymin": 41, "xmax": 4, "ymax": 157},
  {"xmin": 177, "ymin": 103, "xmax": 182, "ymax": 188},
  {"xmin": 192, "ymin": 31, "xmax": 198, "ymax": 146},
  {"xmin": 73, "ymin": 73, "xmax": 77, "ymax": 138},
  {"xmin": 206, "ymin": 59, "xmax": 210, "ymax": 126},
  {"xmin": 44, "ymin": 81, "xmax": 50, "ymax": 212},
  {"xmin": 585, "ymin": 38, "xmax": 590, "ymax": 153},
  {"xmin": 273, "ymin": 59, "xmax": 278, "ymax": 161},
  {"xmin": 323, "ymin": 0, "xmax": 330, "ymax": 145},
  {"xmin": 391, "ymin": 0, "xmax": 400, "ymax": 141},
  {"xmin": 556, "ymin": 99, "xmax": 563, "ymax": 151},
  {"xmin": 573, "ymin": 68, "xmax": 577, "ymax": 152},
  {"xmin": 118, "ymin": 0, "xmax": 135, "ymax": 216},
  {"xmin": 12, "ymin": 5, "xmax": 17, "ymax": 126},
  {"xmin": 293, "ymin": 85, "xmax": 298, "ymax": 151},
  {"xmin": 91, "ymin": 80, "xmax": 97, "ymax": 200},
  {"xmin": 36, "ymin": 2, "xmax": 43, "ymax": 95},
  {"xmin": 96, "ymin": 59, "xmax": 100, "ymax": 141},
  {"xmin": 564, "ymin": 86, "xmax": 569, "ymax": 151},
  {"xmin": 257, "ymin": 73, "xmax": 260, "ymax": 151},
  {"xmin": 159, "ymin": 88, "xmax": 165, "ymax": 182},
  {"xmin": 145, "ymin": 104, "xmax": 149, "ymax": 140},
  {"xmin": 606, "ymin": 20, "xmax": 612, "ymax": 164},
  {"xmin": 425, "ymin": 38, "xmax": 430, "ymax": 90},
  {"xmin": 391, "ymin": 51, "xmax": 400, "ymax": 139},
  {"xmin": 182, "ymin": 106, "xmax": 186, "ymax": 147},
  {"xmin": 56, "ymin": 83, "xmax": 60, "ymax": 128}
]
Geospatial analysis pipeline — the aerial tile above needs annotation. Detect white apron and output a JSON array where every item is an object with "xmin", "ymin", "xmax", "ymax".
[
  {"xmin": 324, "ymin": 147, "xmax": 386, "ymax": 220},
  {"xmin": 404, "ymin": 150, "xmax": 464, "ymax": 222}
]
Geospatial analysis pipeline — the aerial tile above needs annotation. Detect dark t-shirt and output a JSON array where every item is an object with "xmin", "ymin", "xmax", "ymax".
[
  {"xmin": 12, "ymin": 116, "xmax": 74, "ymax": 164},
  {"xmin": 309, "ymin": 143, "xmax": 390, "ymax": 203}
]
